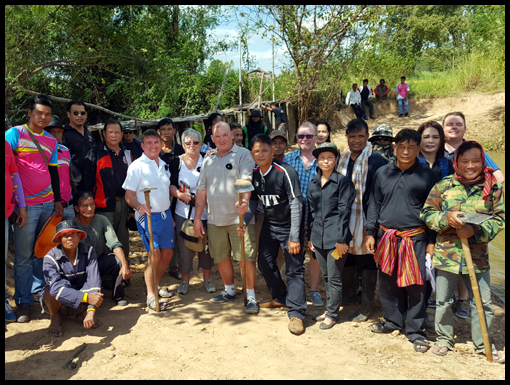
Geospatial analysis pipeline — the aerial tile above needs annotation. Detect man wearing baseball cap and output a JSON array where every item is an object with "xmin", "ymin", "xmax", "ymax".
[
  {"xmin": 269, "ymin": 130, "xmax": 288, "ymax": 161},
  {"xmin": 241, "ymin": 109, "xmax": 269, "ymax": 150},
  {"xmin": 369, "ymin": 124, "xmax": 396, "ymax": 163},
  {"xmin": 42, "ymin": 219, "xmax": 103, "ymax": 336}
]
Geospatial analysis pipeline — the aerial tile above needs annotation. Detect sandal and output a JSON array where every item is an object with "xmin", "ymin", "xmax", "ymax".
[
  {"xmin": 431, "ymin": 343, "xmax": 449, "ymax": 356},
  {"xmin": 146, "ymin": 296, "xmax": 172, "ymax": 311},
  {"xmin": 413, "ymin": 338, "xmax": 431, "ymax": 353},
  {"xmin": 369, "ymin": 321, "xmax": 395, "ymax": 334},
  {"xmin": 480, "ymin": 350, "xmax": 505, "ymax": 364},
  {"xmin": 158, "ymin": 288, "xmax": 176, "ymax": 298}
]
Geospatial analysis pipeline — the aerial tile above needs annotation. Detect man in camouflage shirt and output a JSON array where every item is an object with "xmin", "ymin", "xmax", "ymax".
[
  {"xmin": 421, "ymin": 141, "xmax": 505, "ymax": 362},
  {"xmin": 368, "ymin": 124, "xmax": 396, "ymax": 163}
]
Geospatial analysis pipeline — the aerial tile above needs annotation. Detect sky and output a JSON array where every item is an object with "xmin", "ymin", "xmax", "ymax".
[{"xmin": 205, "ymin": 7, "xmax": 290, "ymax": 76}]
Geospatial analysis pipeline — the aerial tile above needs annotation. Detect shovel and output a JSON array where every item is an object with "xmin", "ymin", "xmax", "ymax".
[
  {"xmin": 233, "ymin": 179, "xmax": 254, "ymax": 307},
  {"xmin": 140, "ymin": 187, "xmax": 159, "ymax": 312}
]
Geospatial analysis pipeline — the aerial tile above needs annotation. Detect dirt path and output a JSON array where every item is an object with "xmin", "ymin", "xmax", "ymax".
[{"xmin": 5, "ymin": 92, "xmax": 505, "ymax": 380}]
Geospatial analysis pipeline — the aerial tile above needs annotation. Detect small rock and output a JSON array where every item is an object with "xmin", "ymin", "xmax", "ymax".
[
  {"xmin": 109, "ymin": 353, "xmax": 116, "ymax": 359},
  {"xmin": 109, "ymin": 346, "xmax": 116, "ymax": 351},
  {"xmin": 391, "ymin": 330, "xmax": 400, "ymax": 336},
  {"xmin": 274, "ymin": 311, "xmax": 279, "ymax": 314},
  {"xmin": 351, "ymin": 322, "xmax": 359, "ymax": 327}
]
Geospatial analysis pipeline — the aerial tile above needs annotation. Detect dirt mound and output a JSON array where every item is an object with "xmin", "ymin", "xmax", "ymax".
[{"xmin": 330, "ymin": 92, "xmax": 505, "ymax": 151}]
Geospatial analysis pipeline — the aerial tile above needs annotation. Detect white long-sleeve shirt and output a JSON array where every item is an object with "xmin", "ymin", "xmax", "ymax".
[{"xmin": 346, "ymin": 90, "xmax": 361, "ymax": 105}]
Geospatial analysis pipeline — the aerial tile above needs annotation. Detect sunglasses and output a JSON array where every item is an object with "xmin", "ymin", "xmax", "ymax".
[
  {"xmin": 72, "ymin": 111, "xmax": 87, "ymax": 116},
  {"xmin": 123, "ymin": 131, "xmax": 135, "ymax": 134},
  {"xmin": 297, "ymin": 134, "xmax": 315, "ymax": 140},
  {"xmin": 184, "ymin": 141, "xmax": 200, "ymax": 146}
]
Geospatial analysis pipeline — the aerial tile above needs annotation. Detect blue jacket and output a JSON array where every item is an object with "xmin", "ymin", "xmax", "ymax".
[{"xmin": 43, "ymin": 243, "xmax": 101, "ymax": 311}]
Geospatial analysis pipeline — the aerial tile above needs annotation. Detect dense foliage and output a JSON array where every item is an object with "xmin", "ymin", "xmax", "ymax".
[{"xmin": 5, "ymin": 5, "xmax": 505, "ymax": 128}]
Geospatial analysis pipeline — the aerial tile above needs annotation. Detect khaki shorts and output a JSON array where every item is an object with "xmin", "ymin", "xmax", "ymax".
[{"xmin": 207, "ymin": 223, "xmax": 256, "ymax": 264}]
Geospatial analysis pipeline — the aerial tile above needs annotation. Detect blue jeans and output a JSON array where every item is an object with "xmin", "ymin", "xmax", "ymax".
[
  {"xmin": 361, "ymin": 100, "xmax": 374, "ymax": 119},
  {"xmin": 398, "ymin": 98, "xmax": 409, "ymax": 114},
  {"xmin": 62, "ymin": 204, "xmax": 76, "ymax": 221},
  {"xmin": 435, "ymin": 269, "xmax": 495, "ymax": 353},
  {"xmin": 13, "ymin": 201, "xmax": 55, "ymax": 305}
]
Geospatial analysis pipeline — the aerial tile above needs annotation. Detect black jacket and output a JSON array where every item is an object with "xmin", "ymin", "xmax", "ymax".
[
  {"xmin": 61, "ymin": 124, "xmax": 95, "ymax": 189},
  {"xmin": 307, "ymin": 169, "xmax": 356, "ymax": 249}
]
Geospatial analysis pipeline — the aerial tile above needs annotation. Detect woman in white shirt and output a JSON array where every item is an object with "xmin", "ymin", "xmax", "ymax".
[{"xmin": 170, "ymin": 129, "xmax": 215, "ymax": 295}]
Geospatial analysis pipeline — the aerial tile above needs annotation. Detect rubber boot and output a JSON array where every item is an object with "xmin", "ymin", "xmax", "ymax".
[
  {"xmin": 341, "ymin": 265, "xmax": 360, "ymax": 306},
  {"xmin": 350, "ymin": 269, "xmax": 377, "ymax": 322}
]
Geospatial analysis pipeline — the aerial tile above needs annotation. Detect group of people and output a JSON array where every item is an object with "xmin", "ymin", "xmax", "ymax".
[
  {"xmin": 346, "ymin": 77, "xmax": 412, "ymax": 120},
  {"xmin": 5, "ymin": 94, "xmax": 504, "ymax": 363}
]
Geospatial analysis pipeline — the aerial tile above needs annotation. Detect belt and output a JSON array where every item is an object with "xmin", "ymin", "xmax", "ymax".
[
  {"xmin": 61, "ymin": 200, "xmax": 71, "ymax": 208},
  {"xmin": 115, "ymin": 196, "xmax": 125, "ymax": 201}
]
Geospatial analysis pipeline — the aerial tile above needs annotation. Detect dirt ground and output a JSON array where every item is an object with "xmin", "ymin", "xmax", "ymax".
[{"xmin": 5, "ymin": 92, "xmax": 506, "ymax": 380}]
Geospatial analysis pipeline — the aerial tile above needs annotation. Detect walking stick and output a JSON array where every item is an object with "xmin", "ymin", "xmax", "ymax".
[
  {"xmin": 140, "ymin": 187, "xmax": 159, "ymax": 312},
  {"xmin": 233, "ymin": 179, "xmax": 255, "ymax": 307},
  {"xmin": 460, "ymin": 238, "xmax": 492, "ymax": 362}
]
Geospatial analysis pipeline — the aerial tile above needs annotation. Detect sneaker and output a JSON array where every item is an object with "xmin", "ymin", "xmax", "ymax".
[
  {"xmin": 204, "ymin": 279, "xmax": 217, "ymax": 293},
  {"xmin": 177, "ymin": 281, "xmax": 189, "ymax": 295},
  {"xmin": 116, "ymin": 299, "xmax": 129, "ymax": 306},
  {"xmin": 5, "ymin": 300, "xmax": 16, "ymax": 322},
  {"xmin": 245, "ymin": 298, "xmax": 259, "ymax": 314},
  {"xmin": 405, "ymin": 113, "xmax": 409, "ymax": 117},
  {"xmin": 398, "ymin": 113, "xmax": 403, "ymax": 118},
  {"xmin": 168, "ymin": 268, "xmax": 182, "ymax": 280},
  {"xmin": 210, "ymin": 291, "xmax": 236, "ymax": 303},
  {"xmin": 455, "ymin": 299, "xmax": 470, "ymax": 319},
  {"xmin": 309, "ymin": 291, "xmax": 324, "ymax": 307},
  {"xmin": 16, "ymin": 303, "xmax": 31, "ymax": 323}
]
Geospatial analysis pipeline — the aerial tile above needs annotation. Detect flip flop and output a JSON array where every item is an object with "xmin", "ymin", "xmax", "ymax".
[
  {"xmin": 413, "ymin": 338, "xmax": 431, "ymax": 353},
  {"xmin": 431, "ymin": 343, "xmax": 449, "ymax": 356},
  {"xmin": 146, "ymin": 296, "xmax": 172, "ymax": 311}
]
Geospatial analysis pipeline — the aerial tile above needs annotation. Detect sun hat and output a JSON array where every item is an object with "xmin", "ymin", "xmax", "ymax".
[
  {"xmin": 51, "ymin": 219, "xmax": 87, "ymax": 244},
  {"xmin": 312, "ymin": 142, "xmax": 339, "ymax": 158}
]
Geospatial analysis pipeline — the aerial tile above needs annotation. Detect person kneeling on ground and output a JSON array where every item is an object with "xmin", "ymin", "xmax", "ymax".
[
  {"xmin": 42, "ymin": 219, "xmax": 103, "ymax": 337},
  {"xmin": 421, "ymin": 141, "xmax": 505, "ymax": 363},
  {"xmin": 73, "ymin": 191, "xmax": 131, "ymax": 305}
]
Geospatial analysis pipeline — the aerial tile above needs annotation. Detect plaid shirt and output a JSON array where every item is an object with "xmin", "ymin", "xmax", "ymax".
[{"xmin": 284, "ymin": 148, "xmax": 317, "ymax": 227}]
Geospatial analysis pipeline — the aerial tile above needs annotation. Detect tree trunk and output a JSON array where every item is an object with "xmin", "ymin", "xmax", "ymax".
[{"xmin": 172, "ymin": 5, "xmax": 179, "ymax": 37}]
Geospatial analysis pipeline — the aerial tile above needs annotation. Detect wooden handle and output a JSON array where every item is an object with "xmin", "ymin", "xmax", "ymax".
[
  {"xmin": 461, "ymin": 238, "xmax": 492, "ymax": 362},
  {"xmin": 145, "ymin": 191, "xmax": 159, "ymax": 312},
  {"xmin": 238, "ymin": 193, "xmax": 247, "ymax": 306}
]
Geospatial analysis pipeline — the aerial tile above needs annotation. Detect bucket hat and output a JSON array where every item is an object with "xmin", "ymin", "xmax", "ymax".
[{"xmin": 51, "ymin": 219, "xmax": 87, "ymax": 243}]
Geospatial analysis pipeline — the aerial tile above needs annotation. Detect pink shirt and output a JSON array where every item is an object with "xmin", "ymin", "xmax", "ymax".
[
  {"xmin": 5, "ymin": 140, "xmax": 18, "ymax": 217},
  {"xmin": 57, "ymin": 144, "xmax": 73, "ymax": 203},
  {"xmin": 396, "ymin": 83, "xmax": 410, "ymax": 99},
  {"xmin": 5, "ymin": 125, "xmax": 58, "ymax": 206}
]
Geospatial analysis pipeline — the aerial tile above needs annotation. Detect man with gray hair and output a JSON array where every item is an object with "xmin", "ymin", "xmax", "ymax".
[
  {"xmin": 283, "ymin": 122, "xmax": 323, "ymax": 308},
  {"xmin": 193, "ymin": 121, "xmax": 259, "ymax": 314}
]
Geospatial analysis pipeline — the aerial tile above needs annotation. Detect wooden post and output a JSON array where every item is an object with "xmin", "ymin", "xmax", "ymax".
[
  {"xmin": 258, "ymin": 71, "xmax": 264, "ymax": 109},
  {"xmin": 272, "ymin": 36, "xmax": 275, "ymax": 103},
  {"xmin": 239, "ymin": 36, "xmax": 243, "ymax": 107},
  {"xmin": 213, "ymin": 68, "xmax": 230, "ymax": 112}
]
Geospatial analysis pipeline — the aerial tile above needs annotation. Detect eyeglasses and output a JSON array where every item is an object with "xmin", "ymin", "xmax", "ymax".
[
  {"xmin": 184, "ymin": 141, "xmax": 200, "ymax": 146},
  {"xmin": 297, "ymin": 134, "xmax": 315, "ymax": 140},
  {"xmin": 72, "ymin": 111, "xmax": 87, "ymax": 116}
]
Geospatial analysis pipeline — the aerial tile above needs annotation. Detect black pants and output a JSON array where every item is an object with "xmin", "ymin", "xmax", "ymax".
[
  {"xmin": 361, "ymin": 100, "xmax": 374, "ymax": 119},
  {"xmin": 258, "ymin": 222, "xmax": 307, "ymax": 320},
  {"xmin": 376, "ymin": 230, "xmax": 428, "ymax": 342},
  {"xmin": 350, "ymin": 104, "xmax": 363, "ymax": 119}
]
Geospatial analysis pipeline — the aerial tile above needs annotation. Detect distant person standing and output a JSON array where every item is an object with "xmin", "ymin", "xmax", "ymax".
[
  {"xmin": 345, "ymin": 84, "xmax": 363, "ymax": 119},
  {"xmin": 358, "ymin": 79, "xmax": 375, "ymax": 120},
  {"xmin": 230, "ymin": 123, "xmax": 244, "ymax": 147},
  {"xmin": 62, "ymin": 101, "xmax": 95, "ymax": 193},
  {"xmin": 261, "ymin": 102, "xmax": 287, "ymax": 134},
  {"xmin": 374, "ymin": 79, "xmax": 391, "ymax": 100},
  {"xmin": 395, "ymin": 76, "xmax": 410, "ymax": 117}
]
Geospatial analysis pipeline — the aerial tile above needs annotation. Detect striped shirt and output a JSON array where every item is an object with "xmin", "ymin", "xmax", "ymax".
[
  {"xmin": 283, "ymin": 148, "xmax": 317, "ymax": 226},
  {"xmin": 5, "ymin": 124, "xmax": 58, "ymax": 205}
]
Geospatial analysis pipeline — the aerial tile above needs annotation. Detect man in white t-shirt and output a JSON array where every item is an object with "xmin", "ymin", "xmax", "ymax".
[{"xmin": 123, "ymin": 129, "xmax": 174, "ymax": 311}]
